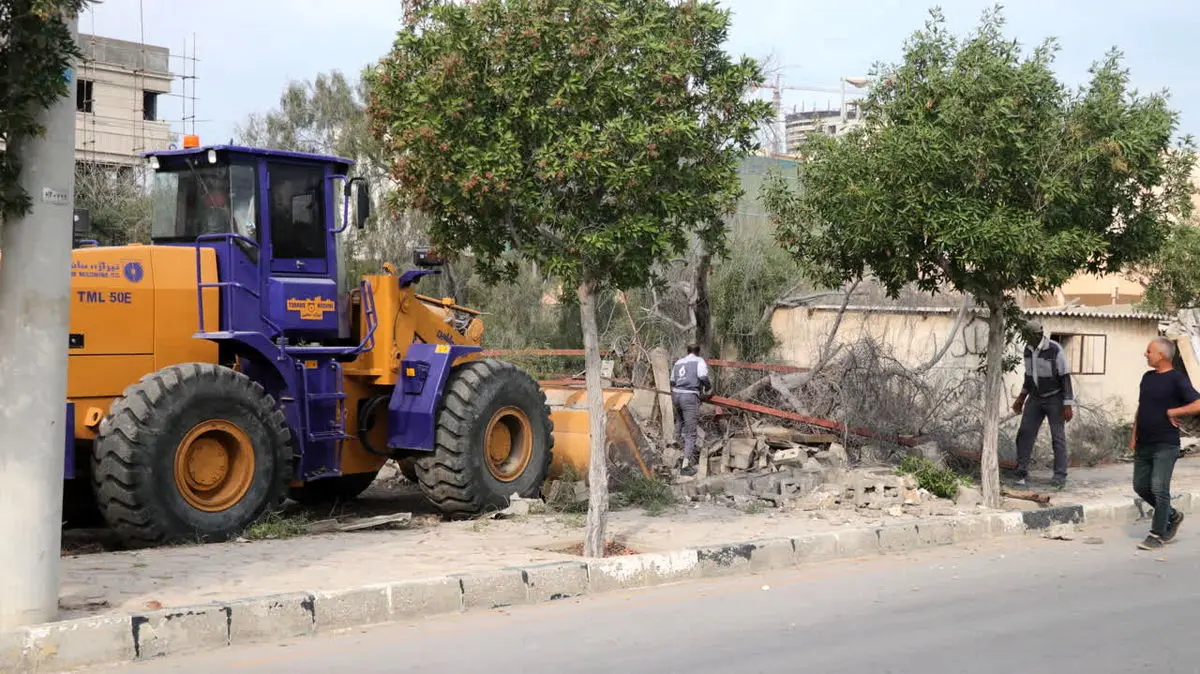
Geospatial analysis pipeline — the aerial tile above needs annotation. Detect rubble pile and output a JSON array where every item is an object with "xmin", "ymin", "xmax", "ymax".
[
  {"xmin": 663, "ymin": 425, "xmax": 853, "ymax": 508},
  {"xmin": 660, "ymin": 425, "xmax": 849, "ymax": 478}
]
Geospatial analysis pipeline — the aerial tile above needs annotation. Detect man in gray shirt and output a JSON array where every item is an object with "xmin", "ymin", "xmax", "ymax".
[
  {"xmin": 1012, "ymin": 320, "xmax": 1075, "ymax": 487},
  {"xmin": 671, "ymin": 344, "xmax": 712, "ymax": 476}
]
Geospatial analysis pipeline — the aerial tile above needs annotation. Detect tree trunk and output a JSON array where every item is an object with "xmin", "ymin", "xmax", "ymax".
[
  {"xmin": 578, "ymin": 279, "xmax": 610, "ymax": 558},
  {"xmin": 693, "ymin": 251, "xmax": 713, "ymax": 355},
  {"xmin": 980, "ymin": 303, "xmax": 1006, "ymax": 508}
]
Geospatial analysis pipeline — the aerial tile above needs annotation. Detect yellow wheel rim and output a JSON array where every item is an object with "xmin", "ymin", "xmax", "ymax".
[
  {"xmin": 484, "ymin": 407, "xmax": 533, "ymax": 482},
  {"xmin": 173, "ymin": 420, "xmax": 256, "ymax": 512}
]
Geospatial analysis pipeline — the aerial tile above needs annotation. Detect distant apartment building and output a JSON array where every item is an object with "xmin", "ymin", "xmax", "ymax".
[
  {"xmin": 74, "ymin": 33, "xmax": 174, "ymax": 168},
  {"xmin": 783, "ymin": 101, "xmax": 863, "ymax": 154}
]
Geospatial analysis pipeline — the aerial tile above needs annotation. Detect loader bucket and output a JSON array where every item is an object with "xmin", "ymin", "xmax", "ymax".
[{"xmin": 542, "ymin": 385, "xmax": 657, "ymax": 485}]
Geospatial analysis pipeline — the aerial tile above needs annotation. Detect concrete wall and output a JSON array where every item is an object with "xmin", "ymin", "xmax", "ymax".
[{"xmin": 770, "ymin": 306, "xmax": 1164, "ymax": 421}]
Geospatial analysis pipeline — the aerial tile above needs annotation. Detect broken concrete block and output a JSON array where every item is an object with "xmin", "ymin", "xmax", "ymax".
[
  {"xmin": 816, "ymin": 443, "xmax": 849, "ymax": 468},
  {"xmin": 771, "ymin": 447, "xmax": 804, "ymax": 466},
  {"xmin": 630, "ymin": 388, "xmax": 657, "ymax": 421},
  {"xmin": 954, "ymin": 486, "xmax": 982, "ymax": 508},
  {"xmin": 727, "ymin": 438, "xmax": 756, "ymax": 470},
  {"xmin": 749, "ymin": 474, "xmax": 781, "ymax": 496},
  {"xmin": 801, "ymin": 457, "xmax": 825, "ymax": 474},
  {"xmin": 728, "ymin": 437, "xmax": 756, "ymax": 457},
  {"xmin": 797, "ymin": 490, "xmax": 839, "ymax": 510}
]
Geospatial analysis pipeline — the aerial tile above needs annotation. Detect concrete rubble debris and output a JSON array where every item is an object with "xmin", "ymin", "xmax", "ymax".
[
  {"xmin": 647, "ymin": 407, "xmax": 989, "ymax": 517},
  {"xmin": 954, "ymin": 486, "xmax": 983, "ymax": 508},
  {"xmin": 496, "ymin": 494, "xmax": 547, "ymax": 518}
]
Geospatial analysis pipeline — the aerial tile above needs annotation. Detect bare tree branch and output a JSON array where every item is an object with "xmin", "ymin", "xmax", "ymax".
[
  {"xmin": 755, "ymin": 287, "xmax": 861, "ymax": 333},
  {"xmin": 912, "ymin": 295, "xmax": 973, "ymax": 375},
  {"xmin": 643, "ymin": 284, "xmax": 696, "ymax": 332},
  {"xmin": 731, "ymin": 279, "xmax": 861, "ymax": 402}
]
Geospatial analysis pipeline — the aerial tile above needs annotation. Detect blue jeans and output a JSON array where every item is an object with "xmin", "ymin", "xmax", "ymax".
[{"xmin": 1133, "ymin": 443, "xmax": 1181, "ymax": 535}]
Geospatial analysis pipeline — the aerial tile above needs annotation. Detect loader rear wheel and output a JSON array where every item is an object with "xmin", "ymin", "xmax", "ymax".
[
  {"xmin": 415, "ymin": 359, "xmax": 553, "ymax": 515},
  {"xmin": 288, "ymin": 470, "xmax": 380, "ymax": 505},
  {"xmin": 92, "ymin": 363, "xmax": 293, "ymax": 548}
]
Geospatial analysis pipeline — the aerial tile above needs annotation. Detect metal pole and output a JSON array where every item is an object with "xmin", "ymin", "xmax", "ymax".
[
  {"xmin": 840, "ymin": 78, "xmax": 847, "ymax": 128},
  {"xmin": 0, "ymin": 14, "xmax": 78, "ymax": 629}
]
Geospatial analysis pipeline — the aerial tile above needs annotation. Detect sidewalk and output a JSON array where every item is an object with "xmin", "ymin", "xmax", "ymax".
[
  {"xmin": 4, "ymin": 457, "xmax": 1192, "ymax": 673},
  {"xmin": 58, "ymin": 457, "xmax": 1196, "ymax": 620}
]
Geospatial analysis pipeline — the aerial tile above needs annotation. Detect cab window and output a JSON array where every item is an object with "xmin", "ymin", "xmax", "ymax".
[{"xmin": 267, "ymin": 162, "xmax": 326, "ymax": 260}]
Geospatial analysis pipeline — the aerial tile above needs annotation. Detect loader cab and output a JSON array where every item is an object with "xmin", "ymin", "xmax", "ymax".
[{"xmin": 144, "ymin": 140, "xmax": 370, "ymax": 344}]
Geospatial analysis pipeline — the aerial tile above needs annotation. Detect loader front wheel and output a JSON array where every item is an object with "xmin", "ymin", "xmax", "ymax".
[
  {"xmin": 415, "ymin": 359, "xmax": 553, "ymax": 515},
  {"xmin": 92, "ymin": 363, "xmax": 293, "ymax": 548}
]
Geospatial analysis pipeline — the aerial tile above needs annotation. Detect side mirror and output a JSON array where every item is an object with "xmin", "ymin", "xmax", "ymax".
[{"xmin": 354, "ymin": 179, "xmax": 371, "ymax": 229}]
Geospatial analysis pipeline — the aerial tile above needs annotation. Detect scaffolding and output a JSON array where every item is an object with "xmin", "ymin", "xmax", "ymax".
[{"xmin": 76, "ymin": 0, "xmax": 200, "ymax": 167}]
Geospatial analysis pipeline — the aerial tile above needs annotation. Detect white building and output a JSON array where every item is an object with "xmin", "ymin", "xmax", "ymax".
[{"xmin": 74, "ymin": 33, "xmax": 174, "ymax": 168}]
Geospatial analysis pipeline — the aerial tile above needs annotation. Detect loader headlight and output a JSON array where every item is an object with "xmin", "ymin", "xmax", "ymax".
[
  {"xmin": 147, "ymin": 156, "xmax": 159, "ymax": 170},
  {"xmin": 207, "ymin": 149, "xmax": 217, "ymax": 164}
]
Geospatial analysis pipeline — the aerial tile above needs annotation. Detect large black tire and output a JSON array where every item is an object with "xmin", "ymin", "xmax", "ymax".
[
  {"xmin": 289, "ymin": 470, "xmax": 379, "ymax": 505},
  {"xmin": 415, "ymin": 359, "xmax": 554, "ymax": 515},
  {"xmin": 92, "ymin": 363, "xmax": 293, "ymax": 548}
]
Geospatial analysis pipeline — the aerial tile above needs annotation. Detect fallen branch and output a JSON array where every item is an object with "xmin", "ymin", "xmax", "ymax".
[{"xmin": 733, "ymin": 280, "xmax": 859, "ymax": 402}]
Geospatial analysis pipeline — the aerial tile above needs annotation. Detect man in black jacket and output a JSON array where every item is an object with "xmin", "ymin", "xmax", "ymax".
[{"xmin": 1012, "ymin": 320, "xmax": 1075, "ymax": 487}]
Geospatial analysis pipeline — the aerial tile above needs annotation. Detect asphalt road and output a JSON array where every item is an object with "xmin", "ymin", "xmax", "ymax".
[{"xmin": 96, "ymin": 522, "xmax": 1200, "ymax": 674}]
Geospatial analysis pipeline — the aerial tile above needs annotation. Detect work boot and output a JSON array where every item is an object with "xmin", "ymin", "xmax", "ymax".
[
  {"xmin": 1049, "ymin": 475, "xmax": 1066, "ymax": 489},
  {"xmin": 1138, "ymin": 533, "xmax": 1165, "ymax": 550},
  {"xmin": 680, "ymin": 464, "xmax": 697, "ymax": 477},
  {"xmin": 1165, "ymin": 510, "xmax": 1185, "ymax": 542}
]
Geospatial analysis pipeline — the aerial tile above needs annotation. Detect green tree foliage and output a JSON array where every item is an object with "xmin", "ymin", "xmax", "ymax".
[
  {"xmin": 74, "ymin": 165, "xmax": 151, "ymax": 245},
  {"xmin": 710, "ymin": 234, "xmax": 800, "ymax": 362},
  {"xmin": 367, "ymin": 0, "xmax": 772, "ymax": 556},
  {"xmin": 236, "ymin": 70, "xmax": 379, "ymax": 164},
  {"xmin": 0, "ymin": 0, "xmax": 89, "ymax": 220},
  {"xmin": 1135, "ymin": 222, "xmax": 1200, "ymax": 312},
  {"xmin": 763, "ymin": 6, "xmax": 1195, "ymax": 507}
]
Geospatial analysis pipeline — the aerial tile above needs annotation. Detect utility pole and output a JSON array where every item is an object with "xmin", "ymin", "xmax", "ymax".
[{"xmin": 0, "ymin": 14, "xmax": 78, "ymax": 630}]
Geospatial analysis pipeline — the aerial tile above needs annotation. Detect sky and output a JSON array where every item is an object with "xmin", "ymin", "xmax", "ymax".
[{"xmin": 82, "ymin": 0, "xmax": 1200, "ymax": 145}]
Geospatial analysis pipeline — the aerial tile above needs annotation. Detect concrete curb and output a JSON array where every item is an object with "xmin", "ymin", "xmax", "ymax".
[{"xmin": 2, "ymin": 490, "xmax": 1183, "ymax": 673}]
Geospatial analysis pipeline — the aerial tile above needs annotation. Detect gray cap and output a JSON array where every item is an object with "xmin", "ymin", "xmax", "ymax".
[{"xmin": 1025, "ymin": 319, "xmax": 1043, "ymax": 334}]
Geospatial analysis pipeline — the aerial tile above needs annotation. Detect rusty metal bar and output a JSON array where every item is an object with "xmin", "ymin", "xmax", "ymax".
[
  {"xmin": 487, "ymin": 349, "xmax": 807, "ymax": 374},
  {"xmin": 708, "ymin": 395, "xmax": 922, "ymax": 447}
]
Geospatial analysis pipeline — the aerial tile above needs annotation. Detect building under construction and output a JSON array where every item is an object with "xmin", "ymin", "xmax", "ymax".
[{"xmin": 73, "ymin": 33, "xmax": 176, "ymax": 168}]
